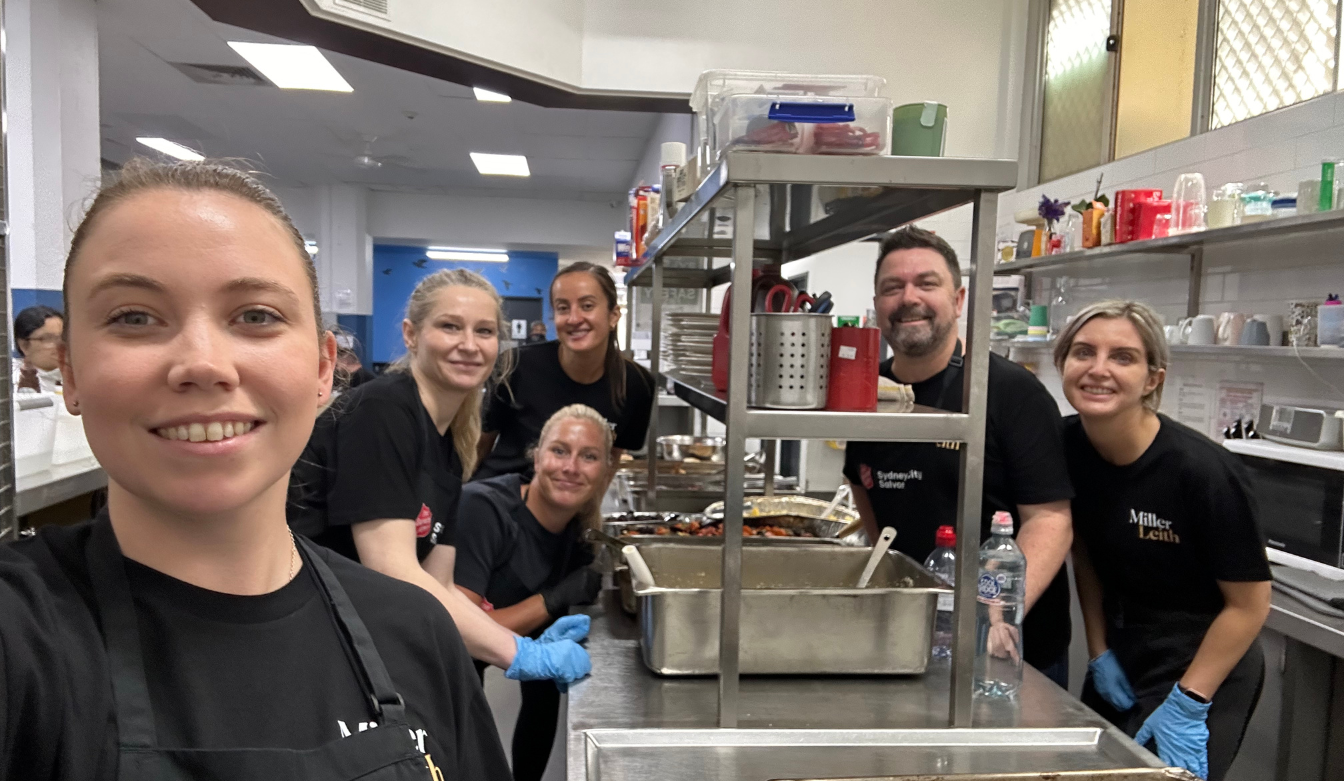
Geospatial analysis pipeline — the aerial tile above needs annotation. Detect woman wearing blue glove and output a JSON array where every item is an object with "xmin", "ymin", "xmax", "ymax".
[
  {"xmin": 455, "ymin": 404, "xmax": 610, "ymax": 781},
  {"xmin": 289, "ymin": 269, "xmax": 591, "ymax": 687},
  {"xmin": 1053, "ymin": 301, "xmax": 1271, "ymax": 781}
]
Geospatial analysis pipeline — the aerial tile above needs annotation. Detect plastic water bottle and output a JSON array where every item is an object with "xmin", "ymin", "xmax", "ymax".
[
  {"xmin": 922, "ymin": 525, "xmax": 957, "ymax": 660},
  {"xmin": 975, "ymin": 511, "xmax": 1026, "ymax": 698}
]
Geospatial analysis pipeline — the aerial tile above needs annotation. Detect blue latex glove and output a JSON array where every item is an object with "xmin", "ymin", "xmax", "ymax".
[
  {"xmin": 1088, "ymin": 650, "xmax": 1137, "ymax": 712},
  {"xmin": 505, "ymin": 636, "xmax": 591, "ymax": 687},
  {"xmin": 539, "ymin": 614, "xmax": 590, "ymax": 644},
  {"xmin": 1134, "ymin": 684, "xmax": 1211, "ymax": 780}
]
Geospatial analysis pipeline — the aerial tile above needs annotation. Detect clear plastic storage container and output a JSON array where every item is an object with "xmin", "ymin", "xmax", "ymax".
[
  {"xmin": 712, "ymin": 94, "xmax": 893, "ymax": 158},
  {"xmin": 691, "ymin": 70, "xmax": 887, "ymax": 160}
]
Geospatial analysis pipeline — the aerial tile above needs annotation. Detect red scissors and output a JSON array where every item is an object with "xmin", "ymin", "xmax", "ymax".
[{"xmin": 763, "ymin": 284, "xmax": 817, "ymax": 313}]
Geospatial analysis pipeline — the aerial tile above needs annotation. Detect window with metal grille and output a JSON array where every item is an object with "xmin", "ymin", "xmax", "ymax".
[
  {"xmin": 1212, "ymin": 0, "xmax": 1339, "ymax": 128},
  {"xmin": 1040, "ymin": 0, "xmax": 1115, "ymax": 182}
]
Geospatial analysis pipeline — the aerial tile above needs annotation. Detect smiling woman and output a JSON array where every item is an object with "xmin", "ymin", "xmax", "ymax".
[
  {"xmin": 0, "ymin": 158, "xmax": 511, "ymax": 781},
  {"xmin": 287, "ymin": 268, "xmax": 593, "ymax": 689}
]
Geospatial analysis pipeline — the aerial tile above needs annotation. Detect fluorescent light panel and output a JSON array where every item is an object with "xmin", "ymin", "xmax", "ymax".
[
  {"xmin": 426, "ymin": 248, "xmax": 509, "ymax": 262},
  {"xmin": 136, "ymin": 137, "xmax": 204, "ymax": 161},
  {"xmin": 473, "ymin": 87, "xmax": 512, "ymax": 103},
  {"xmin": 227, "ymin": 42, "xmax": 353, "ymax": 92},
  {"xmin": 470, "ymin": 152, "xmax": 530, "ymax": 177}
]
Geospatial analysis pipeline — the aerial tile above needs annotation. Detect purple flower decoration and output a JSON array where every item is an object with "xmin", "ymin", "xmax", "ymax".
[{"xmin": 1038, "ymin": 195, "xmax": 1067, "ymax": 227}]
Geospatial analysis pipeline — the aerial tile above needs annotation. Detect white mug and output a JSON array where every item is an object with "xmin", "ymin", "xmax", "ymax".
[
  {"xmin": 1254, "ymin": 314, "xmax": 1285, "ymax": 347},
  {"xmin": 1216, "ymin": 312, "xmax": 1248, "ymax": 346},
  {"xmin": 1164, "ymin": 324, "xmax": 1182, "ymax": 344},
  {"xmin": 1184, "ymin": 314, "xmax": 1217, "ymax": 345}
]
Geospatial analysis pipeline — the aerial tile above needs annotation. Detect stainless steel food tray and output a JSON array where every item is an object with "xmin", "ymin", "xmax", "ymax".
[
  {"xmin": 629, "ymin": 543, "xmax": 948, "ymax": 675},
  {"xmin": 704, "ymin": 494, "xmax": 862, "ymax": 527},
  {"xmin": 775, "ymin": 770, "xmax": 1197, "ymax": 781},
  {"xmin": 605, "ymin": 514, "xmax": 852, "ymax": 547}
]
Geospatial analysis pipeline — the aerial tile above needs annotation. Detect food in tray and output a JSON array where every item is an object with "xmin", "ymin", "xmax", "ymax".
[
  {"xmin": 730, "ymin": 117, "xmax": 801, "ymax": 151},
  {"xmin": 811, "ymin": 123, "xmax": 883, "ymax": 153},
  {"xmin": 617, "ymin": 518, "xmax": 816, "ymax": 538}
]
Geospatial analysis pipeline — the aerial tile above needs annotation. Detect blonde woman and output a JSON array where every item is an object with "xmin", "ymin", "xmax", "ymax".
[
  {"xmin": 455, "ymin": 404, "xmax": 611, "ymax": 781},
  {"xmin": 0, "ymin": 158, "xmax": 509, "ymax": 778},
  {"xmin": 289, "ymin": 269, "xmax": 590, "ymax": 686},
  {"xmin": 1055, "ymin": 300, "xmax": 1270, "ymax": 781}
]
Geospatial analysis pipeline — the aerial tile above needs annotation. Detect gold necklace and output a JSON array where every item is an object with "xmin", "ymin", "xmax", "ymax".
[{"xmin": 288, "ymin": 530, "xmax": 298, "ymax": 581}]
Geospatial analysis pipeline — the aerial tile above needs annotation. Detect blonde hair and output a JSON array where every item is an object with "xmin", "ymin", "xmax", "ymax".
[
  {"xmin": 391, "ymin": 269, "xmax": 514, "ymax": 476},
  {"xmin": 1052, "ymin": 299, "xmax": 1170, "ymax": 413},
  {"xmin": 533, "ymin": 403, "xmax": 614, "ymax": 532},
  {"xmin": 64, "ymin": 157, "xmax": 320, "ymax": 340}
]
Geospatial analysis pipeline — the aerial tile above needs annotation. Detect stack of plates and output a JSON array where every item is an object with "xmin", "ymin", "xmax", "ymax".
[{"xmin": 663, "ymin": 312, "xmax": 718, "ymax": 378}]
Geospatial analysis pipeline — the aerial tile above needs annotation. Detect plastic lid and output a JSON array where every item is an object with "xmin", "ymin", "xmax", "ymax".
[
  {"xmin": 991, "ymin": 511, "xmax": 1014, "ymax": 533},
  {"xmin": 690, "ymin": 69, "xmax": 887, "ymax": 113},
  {"xmin": 660, "ymin": 142, "xmax": 686, "ymax": 167},
  {"xmin": 935, "ymin": 525, "xmax": 956, "ymax": 548}
]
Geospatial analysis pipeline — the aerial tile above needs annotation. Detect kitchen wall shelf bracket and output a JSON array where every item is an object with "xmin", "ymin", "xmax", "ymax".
[{"xmin": 632, "ymin": 151, "xmax": 1016, "ymax": 730}]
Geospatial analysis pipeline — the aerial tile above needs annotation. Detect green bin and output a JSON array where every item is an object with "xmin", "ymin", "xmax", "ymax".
[{"xmin": 891, "ymin": 101, "xmax": 948, "ymax": 157}]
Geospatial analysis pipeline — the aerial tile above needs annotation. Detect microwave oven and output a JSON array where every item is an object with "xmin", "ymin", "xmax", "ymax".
[{"xmin": 1226, "ymin": 441, "xmax": 1344, "ymax": 569}]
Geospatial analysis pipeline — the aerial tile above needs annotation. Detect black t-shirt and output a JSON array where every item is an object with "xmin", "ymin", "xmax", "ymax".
[
  {"xmin": 477, "ymin": 341, "xmax": 654, "ymax": 480},
  {"xmin": 844, "ymin": 343, "xmax": 1075, "ymax": 667},
  {"xmin": 289, "ymin": 371, "xmax": 461, "ymax": 563},
  {"xmin": 0, "ymin": 519, "xmax": 510, "ymax": 781},
  {"xmin": 454, "ymin": 474, "xmax": 592, "ymax": 635},
  {"xmin": 1064, "ymin": 414, "xmax": 1272, "ymax": 622}
]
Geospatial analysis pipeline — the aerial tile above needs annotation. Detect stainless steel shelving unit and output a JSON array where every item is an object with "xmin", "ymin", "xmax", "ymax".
[
  {"xmin": 994, "ymin": 209, "xmax": 1344, "ymax": 318},
  {"xmin": 633, "ymin": 151, "xmax": 1017, "ymax": 728}
]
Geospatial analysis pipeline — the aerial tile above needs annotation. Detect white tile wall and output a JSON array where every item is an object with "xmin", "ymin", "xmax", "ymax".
[{"xmin": 991, "ymin": 91, "xmax": 1344, "ymax": 425}]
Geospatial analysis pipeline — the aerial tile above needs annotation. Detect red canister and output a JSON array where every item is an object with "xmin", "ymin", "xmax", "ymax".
[
  {"xmin": 826, "ymin": 327, "xmax": 880, "ymax": 412},
  {"xmin": 1134, "ymin": 199, "xmax": 1172, "ymax": 241},
  {"xmin": 1114, "ymin": 189, "xmax": 1162, "ymax": 243}
]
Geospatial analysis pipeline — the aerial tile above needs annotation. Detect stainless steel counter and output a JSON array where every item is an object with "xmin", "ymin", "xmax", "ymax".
[
  {"xmin": 566, "ymin": 591, "xmax": 1160, "ymax": 781},
  {"xmin": 15, "ymin": 457, "xmax": 105, "ymax": 516},
  {"xmin": 1267, "ymin": 588, "xmax": 1344, "ymax": 658}
]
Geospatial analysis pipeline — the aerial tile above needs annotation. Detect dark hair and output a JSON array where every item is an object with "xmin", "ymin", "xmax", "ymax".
[
  {"xmin": 63, "ymin": 157, "xmax": 321, "ymax": 340},
  {"xmin": 875, "ymin": 226, "xmax": 961, "ymax": 283},
  {"xmin": 14, "ymin": 305, "xmax": 63, "ymax": 348},
  {"xmin": 550, "ymin": 261, "xmax": 639, "ymax": 409}
]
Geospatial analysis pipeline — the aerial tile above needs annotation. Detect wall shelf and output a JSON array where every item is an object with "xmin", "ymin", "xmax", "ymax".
[
  {"xmin": 1003, "ymin": 338, "xmax": 1344, "ymax": 361},
  {"xmin": 1223, "ymin": 438, "xmax": 1344, "ymax": 472}
]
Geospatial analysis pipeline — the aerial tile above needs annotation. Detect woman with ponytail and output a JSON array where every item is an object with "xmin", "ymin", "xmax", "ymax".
[
  {"xmin": 475, "ymin": 261, "xmax": 654, "ymax": 481},
  {"xmin": 289, "ymin": 269, "xmax": 591, "ymax": 688}
]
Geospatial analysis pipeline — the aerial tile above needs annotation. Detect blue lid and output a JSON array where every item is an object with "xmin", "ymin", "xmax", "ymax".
[{"xmin": 1272, "ymin": 196, "xmax": 1297, "ymax": 207}]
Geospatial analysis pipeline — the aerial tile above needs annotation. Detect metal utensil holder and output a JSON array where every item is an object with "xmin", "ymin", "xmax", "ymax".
[{"xmin": 749, "ymin": 312, "xmax": 831, "ymax": 409}]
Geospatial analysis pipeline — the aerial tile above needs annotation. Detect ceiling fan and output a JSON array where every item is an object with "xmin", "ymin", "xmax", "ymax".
[{"xmin": 351, "ymin": 136, "xmax": 411, "ymax": 170}]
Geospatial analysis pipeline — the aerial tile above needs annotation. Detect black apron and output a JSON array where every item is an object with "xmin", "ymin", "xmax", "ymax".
[
  {"xmin": 86, "ymin": 519, "xmax": 444, "ymax": 780},
  {"xmin": 1087, "ymin": 600, "xmax": 1265, "ymax": 781}
]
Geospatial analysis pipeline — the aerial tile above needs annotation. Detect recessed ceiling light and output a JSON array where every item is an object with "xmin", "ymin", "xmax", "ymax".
[
  {"xmin": 426, "ymin": 248, "xmax": 509, "ymax": 262},
  {"xmin": 473, "ymin": 87, "xmax": 512, "ymax": 103},
  {"xmin": 470, "ymin": 152, "xmax": 530, "ymax": 177},
  {"xmin": 136, "ymin": 137, "xmax": 204, "ymax": 161},
  {"xmin": 227, "ymin": 42, "xmax": 353, "ymax": 92}
]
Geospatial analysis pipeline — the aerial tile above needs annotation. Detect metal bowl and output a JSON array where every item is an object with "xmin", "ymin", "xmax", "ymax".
[{"xmin": 657, "ymin": 435, "xmax": 727, "ymax": 462}]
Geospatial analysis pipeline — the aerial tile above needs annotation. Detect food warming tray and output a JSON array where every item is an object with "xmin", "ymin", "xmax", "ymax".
[{"xmin": 627, "ymin": 543, "xmax": 948, "ymax": 675}]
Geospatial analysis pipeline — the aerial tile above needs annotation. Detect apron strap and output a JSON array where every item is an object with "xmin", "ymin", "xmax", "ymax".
[
  {"xmin": 295, "ymin": 536, "xmax": 410, "ymax": 725},
  {"xmin": 85, "ymin": 518, "xmax": 159, "ymax": 749}
]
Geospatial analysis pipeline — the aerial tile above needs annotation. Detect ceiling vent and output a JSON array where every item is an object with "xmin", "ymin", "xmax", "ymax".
[
  {"xmin": 333, "ymin": 0, "xmax": 390, "ymax": 20},
  {"xmin": 171, "ymin": 63, "xmax": 270, "ymax": 87}
]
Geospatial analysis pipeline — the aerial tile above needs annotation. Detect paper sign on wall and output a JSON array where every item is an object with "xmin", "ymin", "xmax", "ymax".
[
  {"xmin": 511, "ymin": 319, "xmax": 527, "ymax": 339},
  {"xmin": 1173, "ymin": 378, "xmax": 1212, "ymax": 436},
  {"xmin": 1215, "ymin": 381, "xmax": 1263, "ymax": 438}
]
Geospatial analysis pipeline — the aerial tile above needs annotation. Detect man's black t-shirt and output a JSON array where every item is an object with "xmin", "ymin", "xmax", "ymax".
[
  {"xmin": 1064, "ymin": 414, "xmax": 1272, "ymax": 621},
  {"xmin": 477, "ymin": 341, "xmax": 654, "ymax": 480},
  {"xmin": 843, "ymin": 343, "xmax": 1075, "ymax": 667},
  {"xmin": 289, "ymin": 371, "xmax": 461, "ymax": 562},
  {"xmin": 454, "ymin": 474, "xmax": 592, "ymax": 636},
  {"xmin": 0, "ymin": 519, "xmax": 510, "ymax": 781}
]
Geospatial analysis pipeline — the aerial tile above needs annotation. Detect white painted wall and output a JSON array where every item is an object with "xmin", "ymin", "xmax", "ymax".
[
  {"xmin": 628, "ymin": 113, "xmax": 695, "ymax": 192},
  {"xmin": 5, "ymin": 0, "xmax": 102, "ymax": 291},
  {"xmin": 312, "ymin": 0, "xmax": 1028, "ymax": 159},
  {"xmin": 310, "ymin": 0, "xmax": 586, "ymax": 87},
  {"xmin": 315, "ymin": 185, "xmax": 373, "ymax": 316}
]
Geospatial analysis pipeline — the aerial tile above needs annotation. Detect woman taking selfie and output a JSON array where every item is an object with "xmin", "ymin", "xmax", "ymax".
[
  {"xmin": 12, "ymin": 304, "xmax": 64, "ymax": 393},
  {"xmin": 455, "ymin": 404, "xmax": 608, "ymax": 781},
  {"xmin": 0, "ymin": 159, "xmax": 509, "ymax": 780},
  {"xmin": 475, "ymin": 261, "xmax": 654, "ymax": 480},
  {"xmin": 288, "ymin": 269, "xmax": 591, "ymax": 688},
  {"xmin": 1054, "ymin": 300, "xmax": 1271, "ymax": 781}
]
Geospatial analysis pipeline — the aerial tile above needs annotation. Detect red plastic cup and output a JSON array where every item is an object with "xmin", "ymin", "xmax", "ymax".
[{"xmin": 826, "ymin": 327, "xmax": 880, "ymax": 412}]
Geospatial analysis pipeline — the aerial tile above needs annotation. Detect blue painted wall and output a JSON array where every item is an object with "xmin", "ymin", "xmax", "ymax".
[
  {"xmin": 12, "ymin": 289, "xmax": 64, "ymax": 317},
  {"xmin": 335, "ymin": 314, "xmax": 373, "ymax": 366},
  {"xmin": 370, "ymin": 245, "xmax": 559, "ymax": 365}
]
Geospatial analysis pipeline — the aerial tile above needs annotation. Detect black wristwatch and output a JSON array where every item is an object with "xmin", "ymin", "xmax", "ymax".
[{"xmin": 1178, "ymin": 683, "xmax": 1210, "ymax": 704}]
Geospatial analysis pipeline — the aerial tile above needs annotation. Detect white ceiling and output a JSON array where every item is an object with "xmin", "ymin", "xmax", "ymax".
[{"xmin": 96, "ymin": 0, "xmax": 662, "ymax": 204}]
